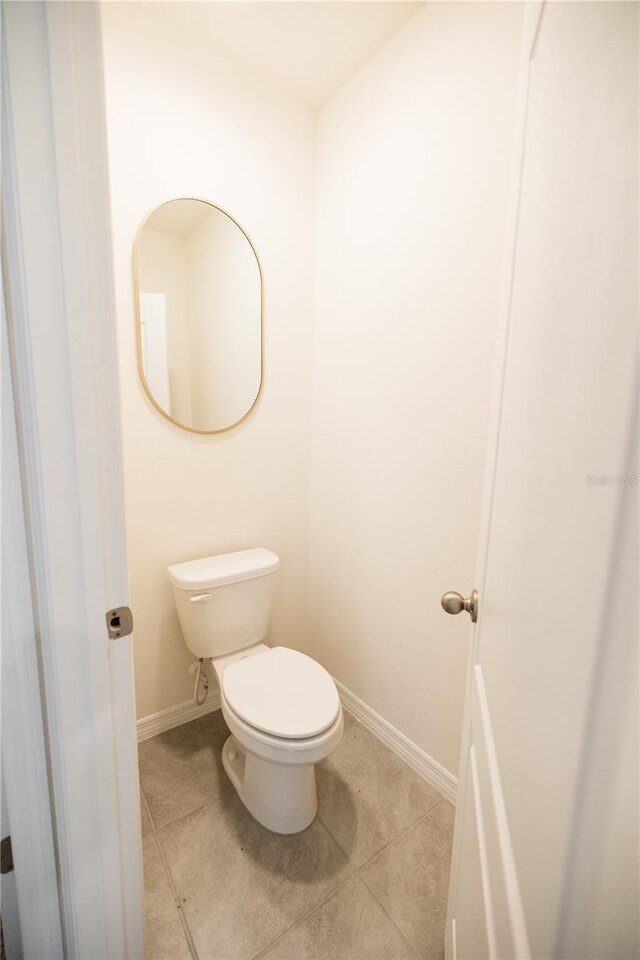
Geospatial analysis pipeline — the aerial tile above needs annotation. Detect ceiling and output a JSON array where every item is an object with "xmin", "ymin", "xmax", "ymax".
[{"xmin": 133, "ymin": 1, "xmax": 424, "ymax": 109}]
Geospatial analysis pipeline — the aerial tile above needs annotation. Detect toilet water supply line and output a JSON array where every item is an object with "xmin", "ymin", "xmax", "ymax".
[{"xmin": 190, "ymin": 658, "xmax": 209, "ymax": 706}]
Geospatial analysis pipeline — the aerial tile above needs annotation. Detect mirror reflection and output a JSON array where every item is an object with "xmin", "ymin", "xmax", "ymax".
[{"xmin": 134, "ymin": 198, "xmax": 262, "ymax": 433}]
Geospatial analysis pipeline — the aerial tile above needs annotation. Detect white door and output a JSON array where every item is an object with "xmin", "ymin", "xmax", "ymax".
[
  {"xmin": 446, "ymin": 3, "xmax": 639, "ymax": 958},
  {"xmin": 2, "ymin": 3, "xmax": 144, "ymax": 957}
]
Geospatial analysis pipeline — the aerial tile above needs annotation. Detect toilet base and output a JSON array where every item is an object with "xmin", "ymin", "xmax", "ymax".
[{"xmin": 222, "ymin": 735, "xmax": 318, "ymax": 834}]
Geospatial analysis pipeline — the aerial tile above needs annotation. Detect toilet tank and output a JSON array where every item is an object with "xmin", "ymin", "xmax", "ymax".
[{"xmin": 167, "ymin": 549, "xmax": 279, "ymax": 659}]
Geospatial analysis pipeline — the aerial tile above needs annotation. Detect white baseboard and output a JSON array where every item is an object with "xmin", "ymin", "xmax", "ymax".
[
  {"xmin": 335, "ymin": 680, "xmax": 458, "ymax": 804},
  {"xmin": 136, "ymin": 690, "xmax": 221, "ymax": 742},
  {"xmin": 136, "ymin": 676, "xmax": 457, "ymax": 804}
]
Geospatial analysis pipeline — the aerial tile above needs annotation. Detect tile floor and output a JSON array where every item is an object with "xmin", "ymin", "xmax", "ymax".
[{"xmin": 139, "ymin": 708, "xmax": 454, "ymax": 960}]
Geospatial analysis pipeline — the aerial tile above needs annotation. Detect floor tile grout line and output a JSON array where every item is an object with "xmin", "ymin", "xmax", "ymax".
[
  {"xmin": 249, "ymin": 870, "xmax": 360, "ymax": 960},
  {"xmin": 250, "ymin": 865, "xmax": 421, "ymax": 960},
  {"xmin": 316, "ymin": 795, "xmax": 445, "ymax": 876},
  {"xmin": 352, "ymin": 806, "xmax": 445, "ymax": 960},
  {"xmin": 140, "ymin": 714, "xmax": 448, "ymax": 960},
  {"xmin": 250, "ymin": 802, "xmax": 446, "ymax": 960},
  {"xmin": 152, "ymin": 836, "xmax": 200, "ymax": 959},
  {"xmin": 248, "ymin": 815, "xmax": 361, "ymax": 960},
  {"xmin": 276, "ymin": 802, "xmax": 447, "ymax": 960},
  {"xmin": 315, "ymin": 716, "xmax": 447, "ymax": 868},
  {"xmin": 358, "ymin": 879, "xmax": 422, "ymax": 960},
  {"xmin": 147, "ymin": 799, "xmax": 211, "ymax": 835},
  {"xmin": 358, "ymin": 830, "xmax": 442, "ymax": 960},
  {"xmin": 141, "ymin": 784, "xmax": 201, "ymax": 960},
  {"xmin": 358, "ymin": 798, "xmax": 446, "ymax": 872},
  {"xmin": 250, "ymin": 733, "xmax": 448, "ymax": 957},
  {"xmin": 358, "ymin": 799, "xmax": 452, "ymax": 960}
]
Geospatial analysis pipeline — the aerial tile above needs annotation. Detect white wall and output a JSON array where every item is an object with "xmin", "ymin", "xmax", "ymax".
[
  {"xmin": 308, "ymin": 2, "xmax": 523, "ymax": 775},
  {"xmin": 101, "ymin": 3, "xmax": 316, "ymax": 720}
]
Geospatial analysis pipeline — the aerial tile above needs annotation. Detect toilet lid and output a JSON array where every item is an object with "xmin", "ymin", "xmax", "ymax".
[{"xmin": 222, "ymin": 647, "xmax": 340, "ymax": 740}]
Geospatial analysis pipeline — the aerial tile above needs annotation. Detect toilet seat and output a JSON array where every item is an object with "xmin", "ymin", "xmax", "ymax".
[
  {"xmin": 221, "ymin": 694, "xmax": 343, "ymax": 761},
  {"xmin": 222, "ymin": 646, "xmax": 340, "ymax": 740}
]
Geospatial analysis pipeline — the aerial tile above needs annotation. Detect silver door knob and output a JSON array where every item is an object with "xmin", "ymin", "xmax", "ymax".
[{"xmin": 441, "ymin": 589, "xmax": 478, "ymax": 623}]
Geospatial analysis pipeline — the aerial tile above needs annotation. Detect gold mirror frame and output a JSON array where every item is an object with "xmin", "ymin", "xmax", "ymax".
[{"xmin": 132, "ymin": 197, "xmax": 264, "ymax": 435}]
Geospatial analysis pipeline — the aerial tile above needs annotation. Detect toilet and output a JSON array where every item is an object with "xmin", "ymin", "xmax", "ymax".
[{"xmin": 167, "ymin": 548, "xmax": 343, "ymax": 834}]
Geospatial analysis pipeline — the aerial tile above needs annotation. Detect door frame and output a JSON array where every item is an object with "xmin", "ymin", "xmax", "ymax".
[
  {"xmin": 445, "ymin": 4, "xmax": 545, "ymax": 957},
  {"xmin": 1, "ymin": 2, "xmax": 144, "ymax": 957}
]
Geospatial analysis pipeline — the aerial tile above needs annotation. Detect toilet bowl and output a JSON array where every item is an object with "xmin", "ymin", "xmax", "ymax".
[
  {"xmin": 168, "ymin": 549, "xmax": 343, "ymax": 833},
  {"xmin": 214, "ymin": 645, "xmax": 343, "ymax": 833}
]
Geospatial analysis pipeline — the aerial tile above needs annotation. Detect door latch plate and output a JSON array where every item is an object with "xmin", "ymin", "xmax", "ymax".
[
  {"xmin": 106, "ymin": 606, "xmax": 134, "ymax": 639},
  {"xmin": 1, "ymin": 835, "xmax": 14, "ymax": 874}
]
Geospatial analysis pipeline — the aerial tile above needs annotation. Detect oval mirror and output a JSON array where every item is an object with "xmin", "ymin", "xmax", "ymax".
[{"xmin": 133, "ymin": 198, "xmax": 263, "ymax": 433}]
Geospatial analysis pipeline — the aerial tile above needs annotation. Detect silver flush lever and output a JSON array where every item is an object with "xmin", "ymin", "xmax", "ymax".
[
  {"xmin": 189, "ymin": 593, "xmax": 213, "ymax": 603},
  {"xmin": 441, "ymin": 589, "xmax": 478, "ymax": 623}
]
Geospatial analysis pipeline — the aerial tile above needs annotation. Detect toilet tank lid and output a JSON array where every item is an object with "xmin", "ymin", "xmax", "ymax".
[{"xmin": 167, "ymin": 548, "xmax": 279, "ymax": 590}]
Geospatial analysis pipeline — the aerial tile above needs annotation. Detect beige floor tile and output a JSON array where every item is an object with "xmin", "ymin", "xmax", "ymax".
[
  {"xmin": 139, "ymin": 711, "xmax": 234, "ymax": 828},
  {"xmin": 361, "ymin": 802, "xmax": 454, "ymax": 960},
  {"xmin": 342, "ymin": 708, "xmax": 356, "ymax": 728},
  {"xmin": 140, "ymin": 789, "xmax": 154, "ymax": 835},
  {"xmin": 145, "ymin": 912, "xmax": 193, "ymax": 960},
  {"xmin": 316, "ymin": 724, "xmax": 443, "ymax": 867},
  {"xmin": 143, "ymin": 833, "xmax": 177, "ymax": 920},
  {"xmin": 158, "ymin": 794, "xmax": 355, "ymax": 960},
  {"xmin": 143, "ymin": 833, "xmax": 192, "ymax": 960},
  {"xmin": 258, "ymin": 876, "xmax": 417, "ymax": 960}
]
